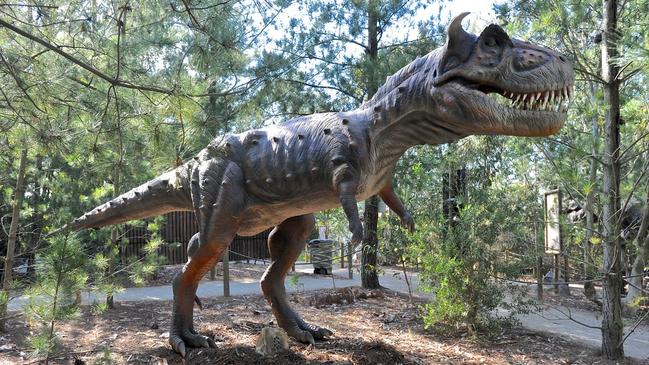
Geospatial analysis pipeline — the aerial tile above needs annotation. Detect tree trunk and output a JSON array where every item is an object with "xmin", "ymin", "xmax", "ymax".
[
  {"xmin": 106, "ymin": 169, "xmax": 121, "ymax": 309},
  {"xmin": 361, "ymin": 0, "xmax": 381, "ymax": 289},
  {"xmin": 1, "ymin": 148, "xmax": 28, "ymax": 331},
  {"xmin": 583, "ymin": 82, "xmax": 599, "ymax": 301},
  {"xmin": 600, "ymin": 0, "xmax": 624, "ymax": 359},
  {"xmin": 362, "ymin": 195, "xmax": 381, "ymax": 288}
]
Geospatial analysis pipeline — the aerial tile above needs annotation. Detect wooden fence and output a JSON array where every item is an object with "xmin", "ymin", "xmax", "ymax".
[{"xmin": 120, "ymin": 211, "xmax": 271, "ymax": 265}]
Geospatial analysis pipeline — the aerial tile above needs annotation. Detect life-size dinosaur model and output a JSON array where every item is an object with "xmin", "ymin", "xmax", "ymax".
[{"xmin": 65, "ymin": 13, "xmax": 574, "ymax": 357}]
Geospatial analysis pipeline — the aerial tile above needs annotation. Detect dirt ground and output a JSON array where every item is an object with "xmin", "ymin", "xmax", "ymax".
[{"xmin": 0, "ymin": 287, "xmax": 643, "ymax": 365}]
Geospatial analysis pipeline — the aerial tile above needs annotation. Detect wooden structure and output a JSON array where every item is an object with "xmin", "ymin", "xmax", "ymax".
[{"xmin": 120, "ymin": 212, "xmax": 271, "ymax": 265}]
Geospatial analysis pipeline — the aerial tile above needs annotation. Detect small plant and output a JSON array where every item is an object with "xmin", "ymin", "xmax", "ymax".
[
  {"xmin": 288, "ymin": 274, "xmax": 300, "ymax": 290},
  {"xmin": 24, "ymin": 234, "xmax": 87, "ymax": 362}
]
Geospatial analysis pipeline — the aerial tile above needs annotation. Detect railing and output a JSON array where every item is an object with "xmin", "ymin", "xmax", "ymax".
[{"xmin": 120, "ymin": 211, "xmax": 271, "ymax": 265}]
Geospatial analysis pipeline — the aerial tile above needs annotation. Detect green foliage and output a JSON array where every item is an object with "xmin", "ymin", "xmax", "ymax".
[{"xmin": 23, "ymin": 234, "xmax": 87, "ymax": 357}]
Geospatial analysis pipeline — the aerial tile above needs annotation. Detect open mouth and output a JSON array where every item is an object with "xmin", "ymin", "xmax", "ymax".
[{"xmin": 450, "ymin": 78, "xmax": 573, "ymax": 114}]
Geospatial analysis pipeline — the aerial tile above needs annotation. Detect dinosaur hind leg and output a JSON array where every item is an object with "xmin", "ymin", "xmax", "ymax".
[
  {"xmin": 260, "ymin": 214, "xmax": 333, "ymax": 344},
  {"xmin": 169, "ymin": 163, "xmax": 244, "ymax": 357}
]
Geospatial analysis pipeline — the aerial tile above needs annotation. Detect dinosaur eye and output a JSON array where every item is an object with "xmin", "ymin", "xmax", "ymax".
[{"xmin": 484, "ymin": 37, "xmax": 498, "ymax": 47}]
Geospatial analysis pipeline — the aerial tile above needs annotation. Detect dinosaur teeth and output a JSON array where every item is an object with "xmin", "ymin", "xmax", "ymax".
[{"xmin": 491, "ymin": 86, "xmax": 572, "ymax": 113}]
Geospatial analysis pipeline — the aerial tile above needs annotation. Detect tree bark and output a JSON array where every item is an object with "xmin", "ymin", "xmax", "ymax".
[
  {"xmin": 106, "ymin": 169, "xmax": 121, "ymax": 309},
  {"xmin": 361, "ymin": 0, "xmax": 381, "ymax": 289},
  {"xmin": 1, "ymin": 148, "xmax": 28, "ymax": 331},
  {"xmin": 600, "ymin": 0, "xmax": 624, "ymax": 359},
  {"xmin": 362, "ymin": 195, "xmax": 381, "ymax": 288},
  {"xmin": 583, "ymin": 82, "xmax": 600, "ymax": 301}
]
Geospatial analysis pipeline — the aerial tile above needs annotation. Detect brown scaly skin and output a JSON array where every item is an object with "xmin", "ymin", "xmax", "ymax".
[{"xmin": 64, "ymin": 13, "xmax": 574, "ymax": 357}]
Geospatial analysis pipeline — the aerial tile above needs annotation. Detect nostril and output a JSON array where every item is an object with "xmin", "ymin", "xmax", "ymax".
[{"xmin": 559, "ymin": 55, "xmax": 566, "ymax": 62}]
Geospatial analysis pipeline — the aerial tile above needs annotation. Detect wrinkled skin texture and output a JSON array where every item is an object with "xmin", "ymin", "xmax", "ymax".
[{"xmin": 68, "ymin": 14, "xmax": 574, "ymax": 357}]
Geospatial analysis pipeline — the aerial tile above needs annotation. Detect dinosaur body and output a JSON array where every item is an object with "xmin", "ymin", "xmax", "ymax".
[{"xmin": 68, "ymin": 14, "xmax": 574, "ymax": 357}]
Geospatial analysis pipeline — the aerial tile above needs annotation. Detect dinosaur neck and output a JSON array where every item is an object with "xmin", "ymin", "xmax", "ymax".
[{"xmin": 357, "ymin": 76, "xmax": 467, "ymax": 174}]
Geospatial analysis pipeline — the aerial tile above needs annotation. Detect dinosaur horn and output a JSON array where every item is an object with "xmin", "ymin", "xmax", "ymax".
[
  {"xmin": 440, "ymin": 12, "xmax": 476, "ymax": 73},
  {"xmin": 447, "ymin": 12, "xmax": 472, "ymax": 46}
]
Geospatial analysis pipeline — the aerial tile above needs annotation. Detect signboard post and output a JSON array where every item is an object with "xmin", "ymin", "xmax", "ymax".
[{"xmin": 544, "ymin": 189, "xmax": 562, "ymax": 294}]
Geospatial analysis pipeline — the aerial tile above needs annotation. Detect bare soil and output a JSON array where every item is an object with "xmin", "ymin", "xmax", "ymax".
[{"xmin": 1, "ymin": 287, "xmax": 643, "ymax": 365}]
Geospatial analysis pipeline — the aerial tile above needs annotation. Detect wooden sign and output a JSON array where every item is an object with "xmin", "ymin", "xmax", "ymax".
[{"xmin": 544, "ymin": 189, "xmax": 562, "ymax": 254}]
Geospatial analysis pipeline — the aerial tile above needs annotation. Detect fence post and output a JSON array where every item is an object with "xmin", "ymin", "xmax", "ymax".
[
  {"xmin": 535, "ymin": 223, "xmax": 543, "ymax": 302},
  {"xmin": 223, "ymin": 249, "xmax": 230, "ymax": 297},
  {"xmin": 347, "ymin": 241, "xmax": 353, "ymax": 280}
]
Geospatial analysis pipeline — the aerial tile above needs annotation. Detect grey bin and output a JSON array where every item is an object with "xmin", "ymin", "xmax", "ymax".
[{"xmin": 308, "ymin": 239, "xmax": 333, "ymax": 275}]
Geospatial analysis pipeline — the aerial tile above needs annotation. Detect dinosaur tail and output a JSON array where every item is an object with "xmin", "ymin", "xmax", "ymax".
[{"xmin": 68, "ymin": 165, "xmax": 194, "ymax": 231}]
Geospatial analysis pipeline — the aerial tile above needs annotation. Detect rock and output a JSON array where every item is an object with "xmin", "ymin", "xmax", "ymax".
[
  {"xmin": 255, "ymin": 327, "xmax": 289, "ymax": 356},
  {"xmin": 0, "ymin": 344, "xmax": 13, "ymax": 351}
]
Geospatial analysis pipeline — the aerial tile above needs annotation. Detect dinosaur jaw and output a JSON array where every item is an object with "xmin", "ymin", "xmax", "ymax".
[{"xmin": 439, "ymin": 79, "xmax": 572, "ymax": 137}]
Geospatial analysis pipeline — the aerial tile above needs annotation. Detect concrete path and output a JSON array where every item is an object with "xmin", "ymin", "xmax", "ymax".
[{"xmin": 7, "ymin": 263, "xmax": 649, "ymax": 361}]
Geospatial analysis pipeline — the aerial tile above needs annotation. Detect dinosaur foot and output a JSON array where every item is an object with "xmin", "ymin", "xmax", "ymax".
[
  {"xmin": 169, "ymin": 331, "xmax": 217, "ymax": 358},
  {"xmin": 287, "ymin": 318, "xmax": 333, "ymax": 344}
]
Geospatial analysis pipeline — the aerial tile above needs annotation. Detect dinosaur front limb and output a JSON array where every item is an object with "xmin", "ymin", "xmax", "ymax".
[
  {"xmin": 338, "ymin": 180, "xmax": 364, "ymax": 243},
  {"xmin": 379, "ymin": 182, "xmax": 415, "ymax": 233},
  {"xmin": 261, "ymin": 214, "xmax": 333, "ymax": 345}
]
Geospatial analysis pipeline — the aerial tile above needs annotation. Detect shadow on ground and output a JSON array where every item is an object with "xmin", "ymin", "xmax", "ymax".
[{"xmin": 138, "ymin": 338, "xmax": 408, "ymax": 365}]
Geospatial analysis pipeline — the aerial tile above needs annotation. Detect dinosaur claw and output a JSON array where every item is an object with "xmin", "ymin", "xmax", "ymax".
[
  {"xmin": 305, "ymin": 332, "xmax": 316, "ymax": 345},
  {"xmin": 349, "ymin": 222, "xmax": 364, "ymax": 244},
  {"xmin": 169, "ymin": 335, "xmax": 187, "ymax": 358},
  {"xmin": 401, "ymin": 213, "xmax": 415, "ymax": 234},
  {"xmin": 169, "ymin": 331, "xmax": 215, "ymax": 357}
]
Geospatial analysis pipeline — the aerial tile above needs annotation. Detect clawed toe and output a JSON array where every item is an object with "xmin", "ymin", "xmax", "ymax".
[
  {"xmin": 169, "ymin": 334, "xmax": 187, "ymax": 358},
  {"xmin": 311, "ymin": 327, "xmax": 333, "ymax": 340},
  {"xmin": 169, "ymin": 331, "xmax": 217, "ymax": 357},
  {"xmin": 295, "ymin": 329, "xmax": 316, "ymax": 345},
  {"xmin": 294, "ymin": 318, "xmax": 333, "ymax": 340}
]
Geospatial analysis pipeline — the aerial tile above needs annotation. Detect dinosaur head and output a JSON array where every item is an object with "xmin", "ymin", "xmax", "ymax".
[{"xmin": 431, "ymin": 13, "xmax": 574, "ymax": 137}]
